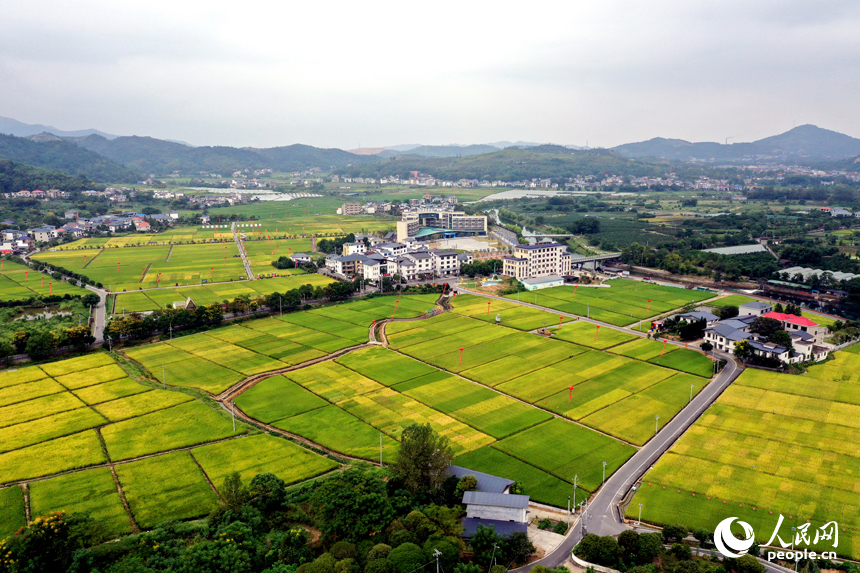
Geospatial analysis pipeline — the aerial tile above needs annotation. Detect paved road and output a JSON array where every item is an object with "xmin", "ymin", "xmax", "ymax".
[
  {"xmin": 84, "ymin": 285, "xmax": 107, "ymax": 343},
  {"xmin": 232, "ymin": 222, "xmax": 255, "ymax": 280},
  {"xmin": 457, "ymin": 282, "xmax": 746, "ymax": 571},
  {"xmin": 511, "ymin": 352, "xmax": 743, "ymax": 571}
]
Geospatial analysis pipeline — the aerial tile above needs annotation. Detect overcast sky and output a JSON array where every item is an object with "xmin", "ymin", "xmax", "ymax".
[{"xmin": 3, "ymin": 0, "xmax": 859, "ymax": 149}]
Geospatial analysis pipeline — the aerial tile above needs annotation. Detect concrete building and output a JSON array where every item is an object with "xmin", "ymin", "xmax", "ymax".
[
  {"xmin": 521, "ymin": 275, "xmax": 564, "ymax": 290},
  {"xmin": 677, "ymin": 311, "xmax": 719, "ymax": 326},
  {"xmin": 502, "ymin": 241, "xmax": 572, "ymax": 280},
  {"xmin": 395, "ymin": 209, "xmax": 487, "ymax": 242},
  {"xmin": 704, "ymin": 323, "xmax": 753, "ymax": 352},
  {"xmin": 342, "ymin": 202, "xmax": 363, "ymax": 215},
  {"xmin": 761, "ymin": 312, "xmax": 828, "ymax": 344},
  {"xmin": 342, "ymin": 242, "xmax": 367, "ymax": 256},
  {"xmin": 738, "ymin": 301, "xmax": 773, "ymax": 316},
  {"xmin": 463, "ymin": 491, "xmax": 529, "ymax": 522}
]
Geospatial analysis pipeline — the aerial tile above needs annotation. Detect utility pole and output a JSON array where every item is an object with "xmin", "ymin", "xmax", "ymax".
[
  {"xmin": 231, "ymin": 400, "xmax": 236, "ymax": 432},
  {"xmin": 379, "ymin": 433, "xmax": 383, "ymax": 466},
  {"xmin": 638, "ymin": 503, "xmax": 643, "ymax": 527},
  {"xmin": 434, "ymin": 549, "xmax": 443, "ymax": 573},
  {"xmin": 162, "ymin": 364, "xmax": 166, "ymax": 388},
  {"xmin": 655, "ymin": 414, "xmax": 660, "ymax": 434},
  {"xmin": 573, "ymin": 474, "xmax": 577, "ymax": 513},
  {"xmin": 602, "ymin": 461, "xmax": 607, "ymax": 485}
]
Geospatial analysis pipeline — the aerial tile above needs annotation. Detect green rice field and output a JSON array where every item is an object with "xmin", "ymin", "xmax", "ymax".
[
  {"xmin": 0, "ymin": 350, "xmax": 339, "ymax": 539},
  {"xmin": 0, "ymin": 259, "xmax": 89, "ymax": 301},
  {"xmin": 629, "ymin": 353, "xmax": 860, "ymax": 558},
  {"xmin": 111, "ymin": 274, "xmax": 333, "ymax": 314},
  {"xmin": 504, "ymin": 279, "xmax": 714, "ymax": 326}
]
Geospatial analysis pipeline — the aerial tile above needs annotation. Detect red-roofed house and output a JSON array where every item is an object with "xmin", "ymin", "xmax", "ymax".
[{"xmin": 762, "ymin": 312, "xmax": 827, "ymax": 344}]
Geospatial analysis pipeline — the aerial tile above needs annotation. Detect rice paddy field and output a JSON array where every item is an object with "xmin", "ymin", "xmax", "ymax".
[
  {"xmin": 628, "ymin": 346, "xmax": 860, "ymax": 559},
  {"xmin": 0, "ymin": 352, "xmax": 338, "ymax": 539},
  {"xmin": 504, "ymin": 279, "xmax": 715, "ymax": 326},
  {"xmin": 0, "ymin": 259, "xmax": 89, "ymax": 301},
  {"xmin": 33, "ymin": 242, "xmax": 248, "ymax": 291},
  {"xmin": 0, "ymin": 288, "xmax": 721, "ymax": 538},
  {"xmin": 111, "ymin": 273, "xmax": 333, "ymax": 314},
  {"xmin": 449, "ymin": 294, "xmax": 577, "ymax": 331}
]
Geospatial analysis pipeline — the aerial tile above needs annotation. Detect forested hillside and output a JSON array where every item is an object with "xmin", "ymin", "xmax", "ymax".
[
  {"xmin": 0, "ymin": 160, "xmax": 99, "ymax": 194},
  {"xmin": 0, "ymin": 134, "xmax": 140, "ymax": 182},
  {"xmin": 72, "ymin": 135, "xmax": 375, "ymax": 174},
  {"xmin": 337, "ymin": 145, "xmax": 665, "ymax": 180}
]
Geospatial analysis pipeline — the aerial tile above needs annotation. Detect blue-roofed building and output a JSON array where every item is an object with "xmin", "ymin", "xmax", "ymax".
[{"xmin": 448, "ymin": 466, "xmax": 515, "ymax": 494}]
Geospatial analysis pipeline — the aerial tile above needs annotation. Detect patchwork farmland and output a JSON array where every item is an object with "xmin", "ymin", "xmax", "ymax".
[
  {"xmin": 111, "ymin": 273, "xmax": 333, "ymax": 314},
  {"xmin": 504, "ymin": 279, "xmax": 715, "ymax": 326},
  {"xmin": 0, "ymin": 259, "xmax": 89, "ymax": 301},
  {"xmin": 0, "ymin": 353, "xmax": 337, "ymax": 539},
  {"xmin": 628, "ymin": 346, "xmax": 860, "ymax": 558},
  {"xmin": 0, "ymin": 287, "xmax": 722, "ymax": 540}
]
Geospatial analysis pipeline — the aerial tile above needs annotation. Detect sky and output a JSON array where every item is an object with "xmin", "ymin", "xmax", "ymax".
[{"xmin": 3, "ymin": 0, "xmax": 860, "ymax": 149}]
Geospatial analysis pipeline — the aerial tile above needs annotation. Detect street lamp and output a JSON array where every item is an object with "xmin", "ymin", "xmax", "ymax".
[{"xmin": 573, "ymin": 475, "xmax": 578, "ymax": 511}]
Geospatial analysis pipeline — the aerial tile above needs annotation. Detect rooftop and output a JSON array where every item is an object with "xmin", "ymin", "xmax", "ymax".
[
  {"xmin": 448, "ymin": 466, "xmax": 514, "ymax": 494},
  {"xmin": 762, "ymin": 312, "xmax": 818, "ymax": 327},
  {"xmin": 462, "ymin": 491, "xmax": 530, "ymax": 509}
]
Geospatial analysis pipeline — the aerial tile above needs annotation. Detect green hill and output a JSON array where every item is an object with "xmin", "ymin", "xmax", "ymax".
[
  {"xmin": 337, "ymin": 145, "xmax": 664, "ymax": 180},
  {"xmin": 71, "ymin": 135, "xmax": 376, "ymax": 175},
  {"xmin": 0, "ymin": 160, "xmax": 99, "ymax": 194},
  {"xmin": 0, "ymin": 134, "xmax": 140, "ymax": 183}
]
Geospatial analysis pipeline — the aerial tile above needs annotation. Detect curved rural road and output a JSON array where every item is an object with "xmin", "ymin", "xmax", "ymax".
[
  {"xmin": 512, "ymin": 351, "xmax": 742, "ymax": 571},
  {"xmin": 232, "ymin": 221, "xmax": 255, "ymax": 280}
]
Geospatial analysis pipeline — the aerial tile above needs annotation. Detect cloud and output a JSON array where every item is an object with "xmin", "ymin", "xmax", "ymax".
[{"xmin": 1, "ymin": 0, "xmax": 859, "ymax": 147}]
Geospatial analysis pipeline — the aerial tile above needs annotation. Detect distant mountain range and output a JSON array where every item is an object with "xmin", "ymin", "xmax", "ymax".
[
  {"xmin": 611, "ymin": 125, "xmax": 860, "ymax": 162},
  {"xmin": 70, "ymin": 135, "xmax": 376, "ymax": 175},
  {"xmin": 337, "ymin": 145, "xmax": 662, "ymax": 181},
  {"xmin": 0, "ymin": 115, "xmax": 119, "ymax": 140},
  {"xmin": 0, "ymin": 133, "xmax": 140, "ymax": 182},
  {"xmin": 2, "ymin": 114, "xmax": 860, "ymax": 183}
]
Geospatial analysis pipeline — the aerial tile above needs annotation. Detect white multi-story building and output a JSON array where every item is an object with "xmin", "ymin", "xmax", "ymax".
[
  {"xmin": 342, "ymin": 242, "xmax": 366, "ymax": 256},
  {"xmin": 502, "ymin": 241, "xmax": 572, "ymax": 280}
]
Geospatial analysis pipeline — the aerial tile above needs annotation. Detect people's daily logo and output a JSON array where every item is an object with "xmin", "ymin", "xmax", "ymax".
[
  {"xmin": 714, "ymin": 517, "xmax": 756, "ymax": 558},
  {"xmin": 713, "ymin": 515, "xmax": 839, "ymax": 561}
]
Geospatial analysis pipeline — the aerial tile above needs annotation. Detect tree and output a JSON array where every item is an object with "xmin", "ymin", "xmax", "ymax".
[
  {"xmin": 770, "ymin": 330, "xmax": 794, "ymax": 354},
  {"xmin": 736, "ymin": 554, "xmax": 766, "ymax": 573},
  {"xmin": 391, "ymin": 423, "xmax": 454, "ymax": 495},
  {"xmin": 661, "ymin": 524, "xmax": 688, "ymax": 544},
  {"xmin": 717, "ymin": 305, "xmax": 739, "ymax": 320},
  {"xmin": 368, "ymin": 545, "xmax": 392, "ymax": 561},
  {"xmin": 247, "ymin": 473, "xmax": 286, "ymax": 515},
  {"xmin": 221, "ymin": 471, "xmax": 247, "ymax": 512},
  {"xmin": 365, "ymin": 559, "xmax": 396, "ymax": 573},
  {"xmin": 618, "ymin": 530, "xmax": 640, "ymax": 562},
  {"xmin": 470, "ymin": 525, "xmax": 501, "ymax": 567},
  {"xmin": 423, "ymin": 537, "xmax": 460, "ymax": 571},
  {"xmin": 784, "ymin": 303, "xmax": 802, "ymax": 316},
  {"xmin": 691, "ymin": 528, "xmax": 712, "ymax": 547},
  {"xmin": 25, "ymin": 331, "xmax": 57, "ymax": 359},
  {"xmin": 454, "ymin": 475, "xmax": 478, "ymax": 499},
  {"xmin": 13, "ymin": 330, "xmax": 29, "ymax": 353},
  {"xmin": 733, "ymin": 340, "xmax": 754, "ymax": 362},
  {"xmin": 500, "ymin": 531, "xmax": 535, "ymax": 566},
  {"xmin": 311, "ymin": 466, "xmax": 394, "ymax": 541},
  {"xmin": 750, "ymin": 317, "xmax": 782, "ymax": 337},
  {"xmin": 636, "ymin": 533, "xmax": 662, "ymax": 564},
  {"xmin": 388, "ymin": 542, "xmax": 424, "ymax": 573}
]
